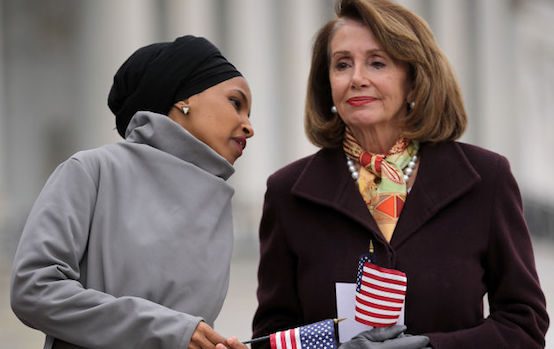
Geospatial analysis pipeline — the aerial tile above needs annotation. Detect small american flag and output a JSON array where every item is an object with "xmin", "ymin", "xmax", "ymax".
[
  {"xmin": 354, "ymin": 256, "xmax": 407, "ymax": 327},
  {"xmin": 269, "ymin": 319, "xmax": 337, "ymax": 349}
]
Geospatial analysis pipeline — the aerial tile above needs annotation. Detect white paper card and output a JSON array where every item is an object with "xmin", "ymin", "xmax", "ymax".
[{"xmin": 335, "ymin": 282, "xmax": 405, "ymax": 343}]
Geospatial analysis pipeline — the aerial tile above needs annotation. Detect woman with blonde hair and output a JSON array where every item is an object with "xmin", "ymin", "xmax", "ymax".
[{"xmin": 252, "ymin": 0, "xmax": 548, "ymax": 348}]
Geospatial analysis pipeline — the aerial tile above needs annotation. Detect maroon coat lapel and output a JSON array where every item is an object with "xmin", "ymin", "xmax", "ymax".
[
  {"xmin": 291, "ymin": 147, "xmax": 382, "ymax": 238},
  {"xmin": 392, "ymin": 142, "xmax": 481, "ymax": 247},
  {"xmin": 290, "ymin": 143, "xmax": 482, "ymax": 246}
]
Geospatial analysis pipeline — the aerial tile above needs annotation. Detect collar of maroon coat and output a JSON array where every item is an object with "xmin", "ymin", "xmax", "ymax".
[{"xmin": 291, "ymin": 141, "xmax": 481, "ymax": 248}]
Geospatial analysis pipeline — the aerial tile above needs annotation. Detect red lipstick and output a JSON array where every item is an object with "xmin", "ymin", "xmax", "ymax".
[{"xmin": 347, "ymin": 96, "xmax": 377, "ymax": 106}]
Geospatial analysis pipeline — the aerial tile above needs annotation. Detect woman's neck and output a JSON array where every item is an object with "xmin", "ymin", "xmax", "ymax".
[{"xmin": 348, "ymin": 123, "xmax": 401, "ymax": 154}]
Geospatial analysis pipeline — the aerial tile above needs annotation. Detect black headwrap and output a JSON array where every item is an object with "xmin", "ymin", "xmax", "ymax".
[{"xmin": 108, "ymin": 35, "xmax": 242, "ymax": 138}]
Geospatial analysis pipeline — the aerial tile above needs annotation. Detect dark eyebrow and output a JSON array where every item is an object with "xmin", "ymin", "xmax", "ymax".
[
  {"xmin": 233, "ymin": 89, "xmax": 251, "ymax": 117},
  {"xmin": 331, "ymin": 50, "xmax": 351, "ymax": 58},
  {"xmin": 331, "ymin": 48, "xmax": 386, "ymax": 58}
]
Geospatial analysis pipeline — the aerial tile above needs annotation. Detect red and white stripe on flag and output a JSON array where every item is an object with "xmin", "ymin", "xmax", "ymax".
[
  {"xmin": 354, "ymin": 262, "xmax": 407, "ymax": 327},
  {"xmin": 270, "ymin": 327, "xmax": 301, "ymax": 349}
]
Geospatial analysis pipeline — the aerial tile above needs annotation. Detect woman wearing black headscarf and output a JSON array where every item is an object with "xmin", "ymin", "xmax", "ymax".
[{"xmin": 11, "ymin": 35, "xmax": 253, "ymax": 349}]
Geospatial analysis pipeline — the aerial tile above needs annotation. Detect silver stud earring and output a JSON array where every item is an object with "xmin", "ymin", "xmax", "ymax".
[
  {"xmin": 331, "ymin": 105, "xmax": 337, "ymax": 114},
  {"xmin": 410, "ymin": 101, "xmax": 415, "ymax": 109},
  {"xmin": 182, "ymin": 106, "xmax": 190, "ymax": 115}
]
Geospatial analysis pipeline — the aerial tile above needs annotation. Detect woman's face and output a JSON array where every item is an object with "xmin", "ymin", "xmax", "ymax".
[
  {"xmin": 171, "ymin": 76, "xmax": 254, "ymax": 165},
  {"xmin": 329, "ymin": 19, "xmax": 411, "ymax": 131}
]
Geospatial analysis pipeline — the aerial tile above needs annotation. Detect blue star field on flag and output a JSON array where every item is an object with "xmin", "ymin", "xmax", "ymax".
[
  {"xmin": 355, "ymin": 253, "xmax": 371, "ymax": 293},
  {"xmin": 269, "ymin": 319, "xmax": 337, "ymax": 349}
]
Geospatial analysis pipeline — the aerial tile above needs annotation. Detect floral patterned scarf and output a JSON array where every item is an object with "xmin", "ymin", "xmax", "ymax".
[{"xmin": 343, "ymin": 127, "xmax": 419, "ymax": 242}]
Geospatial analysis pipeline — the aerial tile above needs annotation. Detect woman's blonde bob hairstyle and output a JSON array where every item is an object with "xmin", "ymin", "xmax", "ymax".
[{"xmin": 305, "ymin": 0, "xmax": 467, "ymax": 148}]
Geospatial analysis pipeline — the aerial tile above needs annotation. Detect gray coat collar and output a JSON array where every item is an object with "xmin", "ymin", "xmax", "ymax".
[{"xmin": 125, "ymin": 111, "xmax": 235, "ymax": 180}]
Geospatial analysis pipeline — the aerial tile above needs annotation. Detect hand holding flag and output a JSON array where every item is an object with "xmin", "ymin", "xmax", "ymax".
[{"xmin": 243, "ymin": 319, "xmax": 339, "ymax": 349}]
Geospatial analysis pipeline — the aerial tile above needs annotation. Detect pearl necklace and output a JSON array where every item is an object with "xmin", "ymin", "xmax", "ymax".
[{"xmin": 346, "ymin": 154, "xmax": 418, "ymax": 182}]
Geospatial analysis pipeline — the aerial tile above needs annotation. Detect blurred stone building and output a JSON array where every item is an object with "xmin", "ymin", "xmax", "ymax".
[{"xmin": 0, "ymin": 0, "xmax": 553, "ymax": 262}]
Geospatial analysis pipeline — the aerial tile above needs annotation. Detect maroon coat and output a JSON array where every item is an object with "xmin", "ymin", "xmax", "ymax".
[{"xmin": 252, "ymin": 141, "xmax": 548, "ymax": 348}]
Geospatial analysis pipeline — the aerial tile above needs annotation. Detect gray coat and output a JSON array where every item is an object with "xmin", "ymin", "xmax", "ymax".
[{"xmin": 11, "ymin": 112, "xmax": 236, "ymax": 349}]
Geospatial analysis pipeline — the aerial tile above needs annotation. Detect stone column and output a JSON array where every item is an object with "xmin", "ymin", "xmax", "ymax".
[
  {"xmin": 278, "ymin": 0, "xmax": 329, "ymax": 162},
  {"xmin": 2, "ymin": 1, "xmax": 83, "ymax": 239},
  {"xmin": 165, "ymin": 0, "xmax": 219, "ymax": 43},
  {"xmin": 77, "ymin": 0, "xmax": 159, "ymax": 149},
  {"xmin": 514, "ymin": 0, "xmax": 554, "ymax": 199},
  {"xmin": 0, "ymin": 1, "xmax": 7, "ymax": 242},
  {"xmin": 431, "ymin": 0, "xmax": 475, "ymax": 143},
  {"xmin": 221, "ymin": 0, "xmax": 281, "ymax": 242},
  {"xmin": 474, "ymin": 0, "xmax": 517, "ymax": 158}
]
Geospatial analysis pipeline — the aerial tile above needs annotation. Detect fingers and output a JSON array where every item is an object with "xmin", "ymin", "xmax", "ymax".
[
  {"xmin": 225, "ymin": 336, "xmax": 249, "ymax": 349},
  {"xmin": 189, "ymin": 332, "xmax": 215, "ymax": 349},
  {"xmin": 203, "ymin": 323, "xmax": 227, "ymax": 345},
  {"xmin": 355, "ymin": 325, "xmax": 407, "ymax": 342},
  {"xmin": 381, "ymin": 335, "xmax": 430, "ymax": 349},
  {"xmin": 339, "ymin": 337, "xmax": 373, "ymax": 349},
  {"xmin": 188, "ymin": 322, "xmax": 250, "ymax": 349},
  {"xmin": 189, "ymin": 321, "xmax": 227, "ymax": 349}
]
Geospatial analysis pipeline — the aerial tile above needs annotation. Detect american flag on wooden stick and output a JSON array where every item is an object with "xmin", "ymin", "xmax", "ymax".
[
  {"xmin": 269, "ymin": 319, "xmax": 337, "ymax": 349},
  {"xmin": 354, "ymin": 257, "xmax": 407, "ymax": 327}
]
